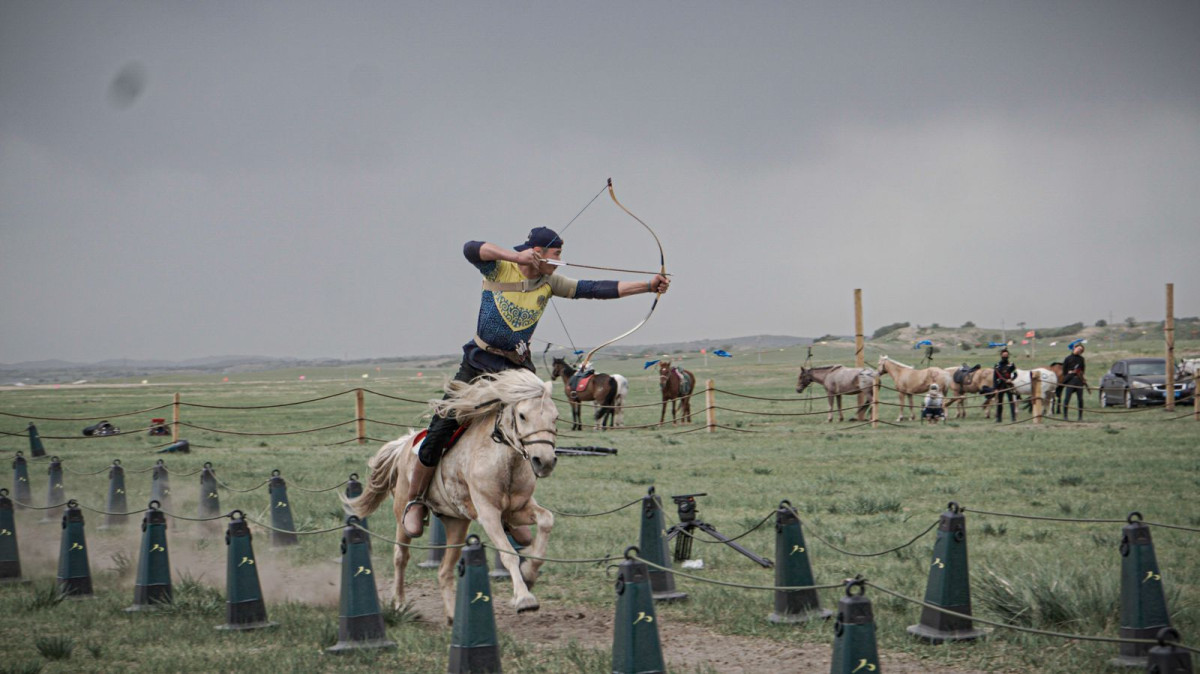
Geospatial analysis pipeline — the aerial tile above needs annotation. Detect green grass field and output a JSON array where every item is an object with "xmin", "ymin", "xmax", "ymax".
[{"xmin": 1, "ymin": 336, "xmax": 1197, "ymax": 672}]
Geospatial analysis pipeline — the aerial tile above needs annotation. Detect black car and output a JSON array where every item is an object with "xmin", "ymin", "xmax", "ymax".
[{"xmin": 1098, "ymin": 358, "xmax": 1195, "ymax": 407}]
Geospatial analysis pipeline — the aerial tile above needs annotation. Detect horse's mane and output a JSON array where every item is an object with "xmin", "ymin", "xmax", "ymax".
[
  {"xmin": 880, "ymin": 355, "xmax": 915, "ymax": 369},
  {"xmin": 431, "ymin": 369, "xmax": 553, "ymax": 424}
]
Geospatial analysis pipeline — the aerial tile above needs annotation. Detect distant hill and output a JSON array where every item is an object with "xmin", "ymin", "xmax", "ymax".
[{"xmin": 4, "ymin": 322, "xmax": 1195, "ymax": 385}]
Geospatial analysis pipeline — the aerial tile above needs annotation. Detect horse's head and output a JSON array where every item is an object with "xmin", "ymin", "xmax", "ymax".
[
  {"xmin": 796, "ymin": 367, "xmax": 813, "ymax": 394},
  {"xmin": 432, "ymin": 369, "xmax": 559, "ymax": 478},
  {"xmin": 506, "ymin": 384, "xmax": 559, "ymax": 478},
  {"xmin": 551, "ymin": 357, "xmax": 564, "ymax": 379}
]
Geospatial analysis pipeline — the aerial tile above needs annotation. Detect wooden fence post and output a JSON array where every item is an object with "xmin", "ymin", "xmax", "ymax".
[
  {"xmin": 706, "ymin": 379, "xmax": 716, "ymax": 433},
  {"xmin": 871, "ymin": 375, "xmax": 880, "ymax": 429},
  {"xmin": 172, "ymin": 392, "xmax": 180, "ymax": 442},
  {"xmin": 356, "ymin": 389, "xmax": 366, "ymax": 444},
  {"xmin": 855, "ymin": 289, "xmax": 866, "ymax": 411},
  {"xmin": 1165, "ymin": 283, "xmax": 1175, "ymax": 413},
  {"xmin": 1031, "ymin": 370, "xmax": 1042, "ymax": 424}
]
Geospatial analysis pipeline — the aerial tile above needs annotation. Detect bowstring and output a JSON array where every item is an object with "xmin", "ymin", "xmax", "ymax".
[{"xmin": 546, "ymin": 182, "xmax": 608, "ymax": 367}]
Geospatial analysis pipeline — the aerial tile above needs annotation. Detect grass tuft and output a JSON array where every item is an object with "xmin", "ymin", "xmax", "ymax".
[
  {"xmin": 381, "ymin": 601, "xmax": 420, "ymax": 627},
  {"xmin": 109, "ymin": 551, "xmax": 134, "ymax": 579},
  {"xmin": 34, "ymin": 636, "xmax": 74, "ymax": 661},
  {"xmin": 1058, "ymin": 475, "xmax": 1084, "ymax": 486},
  {"xmin": 976, "ymin": 565, "xmax": 1118, "ymax": 631},
  {"xmin": 22, "ymin": 583, "xmax": 64, "ymax": 612},
  {"xmin": 979, "ymin": 522, "xmax": 1007, "ymax": 537}
]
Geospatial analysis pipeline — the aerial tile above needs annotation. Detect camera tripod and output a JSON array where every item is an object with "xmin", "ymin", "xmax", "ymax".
[{"xmin": 663, "ymin": 493, "xmax": 773, "ymax": 568}]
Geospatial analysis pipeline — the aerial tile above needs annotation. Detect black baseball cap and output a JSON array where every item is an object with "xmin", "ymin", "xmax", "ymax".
[{"xmin": 514, "ymin": 227, "xmax": 564, "ymax": 252}]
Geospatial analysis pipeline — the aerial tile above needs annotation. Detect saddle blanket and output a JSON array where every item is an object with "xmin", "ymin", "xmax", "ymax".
[
  {"xmin": 410, "ymin": 426, "xmax": 469, "ymax": 455},
  {"xmin": 568, "ymin": 373, "xmax": 593, "ymax": 394}
]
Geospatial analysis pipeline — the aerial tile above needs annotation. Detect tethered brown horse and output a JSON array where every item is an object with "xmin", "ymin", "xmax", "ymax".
[
  {"xmin": 659, "ymin": 360, "xmax": 695, "ymax": 425},
  {"xmin": 551, "ymin": 357, "xmax": 620, "ymax": 431}
]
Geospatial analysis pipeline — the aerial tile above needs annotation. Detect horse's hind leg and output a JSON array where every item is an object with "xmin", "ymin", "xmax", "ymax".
[
  {"xmin": 506, "ymin": 499, "xmax": 554, "ymax": 588},
  {"xmin": 836, "ymin": 394, "xmax": 845, "ymax": 422}
]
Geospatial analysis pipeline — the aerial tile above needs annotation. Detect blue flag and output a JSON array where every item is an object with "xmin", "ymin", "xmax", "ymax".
[
  {"xmin": 914, "ymin": 340, "xmax": 932, "ymax": 349},
  {"xmin": 643, "ymin": 360, "xmax": 660, "ymax": 369},
  {"xmin": 713, "ymin": 350, "xmax": 732, "ymax": 358},
  {"xmin": 988, "ymin": 342, "xmax": 1007, "ymax": 348}
]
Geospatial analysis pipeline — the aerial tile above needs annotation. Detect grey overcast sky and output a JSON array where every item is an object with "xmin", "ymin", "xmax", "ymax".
[{"xmin": 2, "ymin": 1, "xmax": 1198, "ymax": 364}]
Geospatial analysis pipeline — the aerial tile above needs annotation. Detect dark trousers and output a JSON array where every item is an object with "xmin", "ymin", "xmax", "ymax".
[
  {"xmin": 994, "ymin": 384, "xmax": 1016, "ymax": 422},
  {"xmin": 1061, "ymin": 376, "xmax": 1085, "ymax": 419},
  {"xmin": 416, "ymin": 359, "xmax": 485, "ymax": 467}
]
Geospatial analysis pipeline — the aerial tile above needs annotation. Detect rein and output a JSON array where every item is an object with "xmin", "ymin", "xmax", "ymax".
[{"xmin": 488, "ymin": 402, "xmax": 557, "ymax": 474}]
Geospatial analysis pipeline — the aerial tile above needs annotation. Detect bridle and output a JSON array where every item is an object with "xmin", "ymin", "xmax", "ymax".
[{"xmin": 488, "ymin": 401, "xmax": 557, "ymax": 471}]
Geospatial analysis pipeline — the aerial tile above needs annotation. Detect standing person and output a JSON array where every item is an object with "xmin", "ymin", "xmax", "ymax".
[
  {"xmin": 993, "ymin": 348, "xmax": 1018, "ymax": 423},
  {"xmin": 1061, "ymin": 343, "xmax": 1087, "ymax": 420},
  {"xmin": 401, "ymin": 227, "xmax": 670, "ymax": 538}
]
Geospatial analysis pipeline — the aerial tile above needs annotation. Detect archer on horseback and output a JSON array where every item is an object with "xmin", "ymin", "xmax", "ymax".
[{"xmin": 402, "ymin": 226, "xmax": 669, "ymax": 539}]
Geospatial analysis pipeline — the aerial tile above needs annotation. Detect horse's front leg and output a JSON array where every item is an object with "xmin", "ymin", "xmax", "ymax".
[
  {"xmin": 474, "ymin": 502, "xmax": 539, "ymax": 613},
  {"xmin": 571, "ymin": 402, "xmax": 582, "ymax": 432},
  {"xmin": 825, "ymin": 394, "xmax": 834, "ymax": 423},
  {"xmin": 436, "ymin": 517, "xmax": 470, "ymax": 624},
  {"xmin": 391, "ymin": 519, "xmax": 411, "ymax": 610},
  {"xmin": 506, "ymin": 500, "xmax": 554, "ymax": 588}
]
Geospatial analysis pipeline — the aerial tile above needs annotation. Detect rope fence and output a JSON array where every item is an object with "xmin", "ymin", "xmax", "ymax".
[
  {"xmin": 6, "ymin": 468, "xmax": 1197, "ymax": 660},
  {"xmin": 1, "ymin": 369, "xmax": 1194, "ymax": 452}
]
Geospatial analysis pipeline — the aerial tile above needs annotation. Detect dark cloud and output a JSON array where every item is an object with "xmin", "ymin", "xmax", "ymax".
[{"xmin": 1, "ymin": 1, "xmax": 1197, "ymax": 362}]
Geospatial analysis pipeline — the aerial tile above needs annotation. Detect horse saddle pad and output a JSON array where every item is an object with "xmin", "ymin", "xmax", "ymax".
[
  {"xmin": 675, "ymin": 368, "xmax": 694, "ymax": 396},
  {"xmin": 953, "ymin": 365, "xmax": 980, "ymax": 385},
  {"xmin": 411, "ymin": 426, "xmax": 469, "ymax": 455},
  {"xmin": 569, "ymin": 374, "xmax": 593, "ymax": 394}
]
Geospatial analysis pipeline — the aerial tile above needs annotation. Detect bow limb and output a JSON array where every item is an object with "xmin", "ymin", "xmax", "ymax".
[{"xmin": 579, "ymin": 178, "xmax": 666, "ymax": 369}]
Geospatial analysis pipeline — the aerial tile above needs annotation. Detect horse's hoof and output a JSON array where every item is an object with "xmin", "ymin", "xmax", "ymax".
[
  {"xmin": 520, "ymin": 560, "xmax": 540, "ymax": 587},
  {"xmin": 514, "ymin": 595, "xmax": 540, "ymax": 613}
]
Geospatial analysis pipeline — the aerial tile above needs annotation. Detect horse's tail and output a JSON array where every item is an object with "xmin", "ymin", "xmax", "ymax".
[
  {"xmin": 595, "ymin": 377, "xmax": 620, "ymax": 421},
  {"xmin": 342, "ymin": 431, "xmax": 415, "ymax": 519}
]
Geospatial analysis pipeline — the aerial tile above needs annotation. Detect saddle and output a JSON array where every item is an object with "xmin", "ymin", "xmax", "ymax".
[
  {"xmin": 411, "ymin": 426, "xmax": 469, "ymax": 457},
  {"xmin": 568, "ymin": 373, "xmax": 593, "ymax": 394},
  {"xmin": 953, "ymin": 364, "xmax": 980, "ymax": 386},
  {"xmin": 674, "ymin": 367, "xmax": 694, "ymax": 397}
]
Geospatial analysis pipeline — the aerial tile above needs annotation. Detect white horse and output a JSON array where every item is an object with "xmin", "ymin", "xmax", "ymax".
[
  {"xmin": 345, "ymin": 369, "xmax": 558, "ymax": 621},
  {"xmin": 985, "ymin": 367, "xmax": 1059, "ymax": 418},
  {"xmin": 609, "ymin": 374, "xmax": 629, "ymax": 427}
]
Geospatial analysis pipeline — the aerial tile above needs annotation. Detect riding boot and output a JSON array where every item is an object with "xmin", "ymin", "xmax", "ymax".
[
  {"xmin": 401, "ymin": 461, "xmax": 437, "ymax": 538},
  {"xmin": 505, "ymin": 522, "xmax": 534, "ymax": 547}
]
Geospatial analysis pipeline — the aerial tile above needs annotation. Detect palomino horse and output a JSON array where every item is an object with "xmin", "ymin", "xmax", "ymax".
[
  {"xmin": 795, "ymin": 365, "xmax": 876, "ymax": 422},
  {"xmin": 877, "ymin": 355, "xmax": 952, "ymax": 421},
  {"xmin": 551, "ymin": 357, "xmax": 619, "ymax": 431},
  {"xmin": 345, "ymin": 369, "xmax": 558, "ymax": 621},
  {"xmin": 659, "ymin": 360, "xmax": 695, "ymax": 424},
  {"xmin": 941, "ymin": 366, "xmax": 994, "ymax": 419}
]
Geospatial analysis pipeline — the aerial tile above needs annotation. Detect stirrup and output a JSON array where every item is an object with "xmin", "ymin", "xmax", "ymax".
[{"xmin": 401, "ymin": 498, "xmax": 429, "ymax": 538}]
